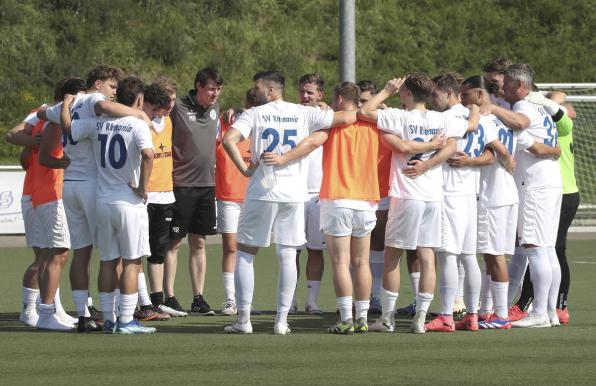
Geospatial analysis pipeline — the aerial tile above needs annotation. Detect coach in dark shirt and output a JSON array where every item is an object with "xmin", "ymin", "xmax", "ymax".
[{"xmin": 166, "ymin": 68, "xmax": 223, "ymax": 316}]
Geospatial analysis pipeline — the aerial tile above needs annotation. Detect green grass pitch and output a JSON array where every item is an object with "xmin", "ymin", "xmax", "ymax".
[{"xmin": 1, "ymin": 240, "xmax": 596, "ymax": 385}]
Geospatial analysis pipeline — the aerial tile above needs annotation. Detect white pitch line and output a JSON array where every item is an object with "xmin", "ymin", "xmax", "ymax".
[{"xmin": 572, "ymin": 261, "xmax": 596, "ymax": 264}]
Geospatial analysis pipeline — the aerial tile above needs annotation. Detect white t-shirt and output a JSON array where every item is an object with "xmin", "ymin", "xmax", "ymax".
[
  {"xmin": 377, "ymin": 108, "xmax": 466, "ymax": 202},
  {"xmin": 45, "ymin": 93, "xmax": 107, "ymax": 181},
  {"xmin": 232, "ymin": 100, "xmax": 334, "ymax": 202},
  {"xmin": 442, "ymin": 104, "xmax": 478, "ymax": 196},
  {"xmin": 478, "ymin": 114, "xmax": 534, "ymax": 206},
  {"xmin": 512, "ymin": 100, "xmax": 562, "ymax": 190},
  {"xmin": 70, "ymin": 116, "xmax": 153, "ymax": 206},
  {"xmin": 306, "ymin": 146, "xmax": 323, "ymax": 193}
]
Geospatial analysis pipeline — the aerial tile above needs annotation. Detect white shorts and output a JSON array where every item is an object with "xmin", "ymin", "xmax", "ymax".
[
  {"xmin": 96, "ymin": 203, "xmax": 150, "ymax": 261},
  {"xmin": 21, "ymin": 196, "xmax": 40, "ymax": 248},
  {"xmin": 320, "ymin": 206, "xmax": 376, "ymax": 238},
  {"xmin": 217, "ymin": 200, "xmax": 242, "ymax": 234},
  {"xmin": 439, "ymin": 194, "xmax": 477, "ymax": 254},
  {"xmin": 237, "ymin": 200, "xmax": 305, "ymax": 248},
  {"xmin": 378, "ymin": 196, "xmax": 390, "ymax": 211},
  {"xmin": 385, "ymin": 197, "xmax": 441, "ymax": 249},
  {"xmin": 63, "ymin": 181, "xmax": 97, "ymax": 249},
  {"xmin": 477, "ymin": 204, "xmax": 518, "ymax": 255},
  {"xmin": 305, "ymin": 194, "xmax": 325, "ymax": 250},
  {"xmin": 35, "ymin": 200, "xmax": 70, "ymax": 250},
  {"xmin": 517, "ymin": 187, "xmax": 562, "ymax": 247}
]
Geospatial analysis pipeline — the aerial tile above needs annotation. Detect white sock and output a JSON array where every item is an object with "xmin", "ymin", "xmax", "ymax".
[
  {"xmin": 490, "ymin": 280, "xmax": 508, "ymax": 319},
  {"xmin": 235, "ymin": 250, "xmax": 255, "ymax": 324},
  {"xmin": 38, "ymin": 303, "xmax": 55, "ymax": 315},
  {"xmin": 72, "ymin": 290, "xmax": 91, "ymax": 317},
  {"xmin": 276, "ymin": 245, "xmax": 298, "ymax": 326},
  {"xmin": 456, "ymin": 259, "xmax": 465, "ymax": 299},
  {"xmin": 337, "ymin": 296, "xmax": 353, "ymax": 322},
  {"xmin": 438, "ymin": 252, "xmax": 458, "ymax": 315},
  {"xmin": 459, "ymin": 254, "xmax": 481, "ymax": 313},
  {"xmin": 137, "ymin": 272, "xmax": 151, "ymax": 307},
  {"xmin": 222, "ymin": 272, "xmax": 235, "ymax": 302},
  {"xmin": 409, "ymin": 272, "xmax": 420, "ymax": 298},
  {"xmin": 354, "ymin": 300, "xmax": 369, "ymax": 320},
  {"xmin": 547, "ymin": 247, "xmax": 562, "ymax": 313},
  {"xmin": 380, "ymin": 288, "xmax": 399, "ymax": 321},
  {"xmin": 99, "ymin": 291, "xmax": 116, "ymax": 323},
  {"xmin": 526, "ymin": 247, "xmax": 552, "ymax": 315},
  {"xmin": 22, "ymin": 287, "xmax": 39, "ymax": 312},
  {"xmin": 54, "ymin": 287, "xmax": 67, "ymax": 315},
  {"xmin": 480, "ymin": 270, "xmax": 493, "ymax": 314},
  {"xmin": 119, "ymin": 293, "xmax": 138, "ymax": 324},
  {"xmin": 369, "ymin": 250, "xmax": 384, "ymax": 298},
  {"xmin": 306, "ymin": 280, "xmax": 321, "ymax": 307},
  {"xmin": 416, "ymin": 292, "xmax": 434, "ymax": 313},
  {"xmin": 114, "ymin": 289, "xmax": 121, "ymax": 317},
  {"xmin": 507, "ymin": 247, "xmax": 528, "ymax": 307},
  {"xmin": 87, "ymin": 296, "xmax": 93, "ymax": 307}
]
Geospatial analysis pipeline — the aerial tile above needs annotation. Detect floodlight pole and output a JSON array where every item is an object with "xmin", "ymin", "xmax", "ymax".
[{"xmin": 339, "ymin": 0, "xmax": 355, "ymax": 82}]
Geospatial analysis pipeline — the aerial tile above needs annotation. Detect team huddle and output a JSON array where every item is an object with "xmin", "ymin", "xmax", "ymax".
[{"xmin": 7, "ymin": 57, "xmax": 578, "ymax": 335}]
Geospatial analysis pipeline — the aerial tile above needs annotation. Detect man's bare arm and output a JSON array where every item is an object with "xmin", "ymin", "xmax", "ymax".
[
  {"xmin": 357, "ymin": 78, "xmax": 404, "ymax": 123},
  {"xmin": 5, "ymin": 122, "xmax": 40, "ymax": 147},
  {"xmin": 95, "ymin": 100, "xmax": 152, "ymax": 127},
  {"xmin": 481, "ymin": 104, "xmax": 530, "ymax": 131},
  {"xmin": 223, "ymin": 127, "xmax": 256, "ymax": 177},
  {"xmin": 403, "ymin": 138, "xmax": 457, "ymax": 179},
  {"xmin": 380, "ymin": 132, "xmax": 446, "ymax": 155},
  {"xmin": 39, "ymin": 123, "xmax": 70, "ymax": 169},
  {"xmin": 447, "ymin": 148, "xmax": 495, "ymax": 168},
  {"xmin": 466, "ymin": 104, "xmax": 480, "ymax": 132},
  {"xmin": 130, "ymin": 148, "xmax": 154, "ymax": 201},
  {"xmin": 528, "ymin": 142, "xmax": 561, "ymax": 159}
]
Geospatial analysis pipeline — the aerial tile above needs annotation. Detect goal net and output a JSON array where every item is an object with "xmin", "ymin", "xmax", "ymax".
[{"xmin": 536, "ymin": 83, "xmax": 596, "ymax": 229}]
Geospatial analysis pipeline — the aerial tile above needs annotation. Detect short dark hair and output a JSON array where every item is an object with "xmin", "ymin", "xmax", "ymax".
[
  {"xmin": 116, "ymin": 76, "xmax": 144, "ymax": 107},
  {"xmin": 54, "ymin": 77, "xmax": 86, "ymax": 102},
  {"xmin": 483, "ymin": 57, "xmax": 513, "ymax": 74},
  {"xmin": 433, "ymin": 72, "xmax": 464, "ymax": 95},
  {"xmin": 86, "ymin": 64, "xmax": 123, "ymax": 89},
  {"xmin": 462, "ymin": 75, "xmax": 499, "ymax": 95},
  {"xmin": 333, "ymin": 82, "xmax": 360, "ymax": 106},
  {"xmin": 404, "ymin": 72, "xmax": 434, "ymax": 103},
  {"xmin": 194, "ymin": 68, "xmax": 223, "ymax": 89},
  {"xmin": 144, "ymin": 84, "xmax": 171, "ymax": 109},
  {"xmin": 356, "ymin": 80, "xmax": 378, "ymax": 94},
  {"xmin": 253, "ymin": 70, "xmax": 285, "ymax": 91},
  {"xmin": 153, "ymin": 76, "xmax": 178, "ymax": 95},
  {"xmin": 298, "ymin": 73, "xmax": 325, "ymax": 91},
  {"xmin": 245, "ymin": 88, "xmax": 258, "ymax": 109}
]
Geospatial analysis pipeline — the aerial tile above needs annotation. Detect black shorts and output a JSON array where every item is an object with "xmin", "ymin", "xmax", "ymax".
[
  {"xmin": 147, "ymin": 203, "xmax": 174, "ymax": 260},
  {"xmin": 170, "ymin": 186, "xmax": 217, "ymax": 239}
]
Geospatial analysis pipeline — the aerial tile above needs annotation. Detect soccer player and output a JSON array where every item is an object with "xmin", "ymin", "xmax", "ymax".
[
  {"xmin": 510, "ymin": 91, "xmax": 576, "ymax": 324},
  {"xmin": 358, "ymin": 80, "xmax": 389, "ymax": 314},
  {"xmin": 132, "ymin": 82, "xmax": 175, "ymax": 322},
  {"xmin": 215, "ymin": 89, "xmax": 257, "ymax": 315},
  {"xmin": 166, "ymin": 68, "xmax": 223, "ymax": 316},
  {"xmin": 293, "ymin": 73, "xmax": 327, "ymax": 315},
  {"xmin": 358, "ymin": 74, "xmax": 460, "ymax": 334},
  {"xmin": 143, "ymin": 77, "xmax": 188, "ymax": 318},
  {"xmin": 489, "ymin": 64, "xmax": 563, "ymax": 328},
  {"xmin": 39, "ymin": 65, "xmax": 151, "ymax": 330},
  {"xmin": 222, "ymin": 70, "xmax": 355, "ymax": 334},
  {"xmin": 61, "ymin": 76, "xmax": 156, "ymax": 334},
  {"xmin": 483, "ymin": 57, "xmax": 513, "ymax": 109},
  {"xmin": 425, "ymin": 72, "xmax": 485, "ymax": 332}
]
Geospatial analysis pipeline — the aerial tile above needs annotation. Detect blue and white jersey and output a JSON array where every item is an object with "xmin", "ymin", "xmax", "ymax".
[
  {"xmin": 512, "ymin": 100, "xmax": 562, "ymax": 190},
  {"xmin": 478, "ymin": 114, "xmax": 533, "ymax": 207},
  {"xmin": 45, "ymin": 93, "xmax": 106, "ymax": 181},
  {"xmin": 71, "ymin": 116, "xmax": 153, "ymax": 206}
]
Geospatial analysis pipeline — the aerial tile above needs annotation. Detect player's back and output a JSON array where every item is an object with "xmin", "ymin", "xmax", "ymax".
[
  {"xmin": 442, "ymin": 104, "xmax": 477, "ymax": 195},
  {"xmin": 45, "ymin": 92, "xmax": 106, "ymax": 181},
  {"xmin": 512, "ymin": 100, "xmax": 561, "ymax": 189},
  {"xmin": 233, "ymin": 100, "xmax": 332, "ymax": 202}
]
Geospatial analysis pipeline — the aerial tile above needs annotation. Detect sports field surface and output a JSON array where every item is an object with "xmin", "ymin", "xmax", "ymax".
[{"xmin": 1, "ymin": 240, "xmax": 595, "ymax": 385}]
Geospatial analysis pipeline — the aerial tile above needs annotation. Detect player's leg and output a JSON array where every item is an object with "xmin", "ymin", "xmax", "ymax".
[
  {"xmin": 304, "ymin": 195, "xmax": 325, "ymax": 314},
  {"xmin": 325, "ymin": 234, "xmax": 354, "ymax": 334},
  {"xmin": 217, "ymin": 200, "xmax": 242, "ymax": 315},
  {"xmin": 350, "ymin": 211, "xmax": 376, "ymax": 333},
  {"xmin": 19, "ymin": 196, "xmax": 43, "ymax": 326}
]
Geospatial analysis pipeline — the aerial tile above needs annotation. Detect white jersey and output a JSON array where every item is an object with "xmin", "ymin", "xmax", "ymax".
[
  {"xmin": 45, "ymin": 93, "xmax": 106, "ymax": 181},
  {"xmin": 377, "ymin": 108, "xmax": 466, "ymax": 201},
  {"xmin": 442, "ymin": 103, "xmax": 477, "ymax": 196},
  {"xmin": 512, "ymin": 100, "xmax": 562, "ymax": 190},
  {"xmin": 478, "ymin": 114, "xmax": 534, "ymax": 207},
  {"xmin": 306, "ymin": 146, "xmax": 323, "ymax": 193},
  {"xmin": 70, "ymin": 115, "xmax": 153, "ymax": 206},
  {"xmin": 232, "ymin": 100, "xmax": 333, "ymax": 202}
]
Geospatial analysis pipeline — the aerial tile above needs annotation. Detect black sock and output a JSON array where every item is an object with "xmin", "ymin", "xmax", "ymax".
[{"xmin": 150, "ymin": 292, "xmax": 164, "ymax": 307}]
